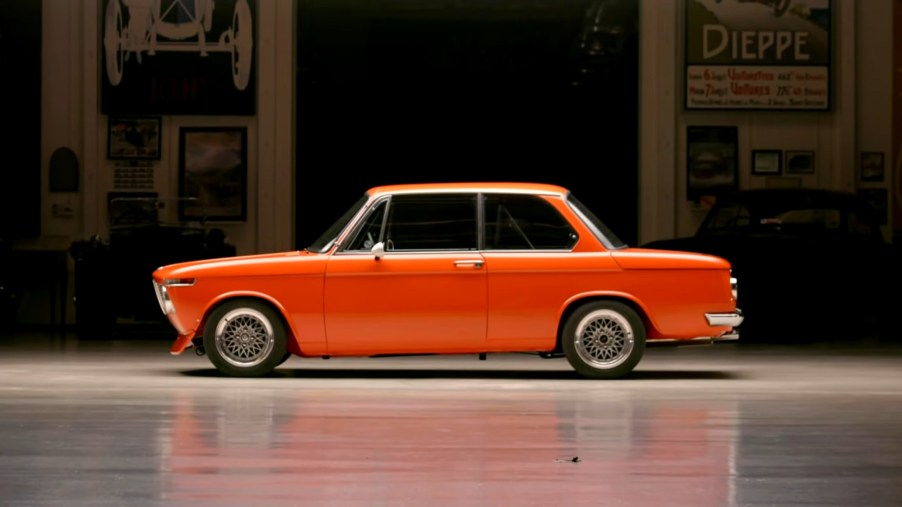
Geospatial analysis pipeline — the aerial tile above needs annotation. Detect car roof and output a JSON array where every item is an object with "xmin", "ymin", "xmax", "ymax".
[{"xmin": 366, "ymin": 182, "xmax": 569, "ymax": 197}]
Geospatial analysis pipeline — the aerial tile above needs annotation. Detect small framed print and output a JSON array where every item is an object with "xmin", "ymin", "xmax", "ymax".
[
  {"xmin": 785, "ymin": 150, "xmax": 815, "ymax": 174},
  {"xmin": 752, "ymin": 150, "xmax": 782, "ymax": 175},
  {"xmin": 178, "ymin": 126, "xmax": 248, "ymax": 222},
  {"xmin": 108, "ymin": 116, "xmax": 162, "ymax": 159},
  {"xmin": 860, "ymin": 152, "xmax": 885, "ymax": 183},
  {"xmin": 686, "ymin": 126, "xmax": 738, "ymax": 201}
]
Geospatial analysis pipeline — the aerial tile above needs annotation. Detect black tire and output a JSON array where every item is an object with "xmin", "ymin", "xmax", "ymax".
[
  {"xmin": 203, "ymin": 299, "xmax": 287, "ymax": 377},
  {"xmin": 562, "ymin": 301, "xmax": 646, "ymax": 379}
]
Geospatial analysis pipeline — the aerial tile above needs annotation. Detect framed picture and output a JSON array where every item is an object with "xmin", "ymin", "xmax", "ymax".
[
  {"xmin": 785, "ymin": 150, "xmax": 815, "ymax": 174},
  {"xmin": 108, "ymin": 116, "xmax": 162, "ymax": 159},
  {"xmin": 860, "ymin": 152, "xmax": 885, "ymax": 183},
  {"xmin": 752, "ymin": 150, "xmax": 782, "ymax": 175},
  {"xmin": 101, "ymin": 0, "xmax": 257, "ymax": 115},
  {"xmin": 178, "ymin": 127, "xmax": 248, "ymax": 222},
  {"xmin": 107, "ymin": 191, "xmax": 159, "ymax": 226},
  {"xmin": 858, "ymin": 188, "xmax": 888, "ymax": 225},
  {"xmin": 686, "ymin": 126, "xmax": 738, "ymax": 201}
]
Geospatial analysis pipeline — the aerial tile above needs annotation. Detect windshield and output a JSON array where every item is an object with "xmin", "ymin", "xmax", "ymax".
[
  {"xmin": 306, "ymin": 194, "xmax": 369, "ymax": 253},
  {"xmin": 566, "ymin": 192, "xmax": 627, "ymax": 249}
]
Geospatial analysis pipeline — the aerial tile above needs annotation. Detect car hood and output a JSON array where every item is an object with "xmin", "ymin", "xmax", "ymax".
[{"xmin": 152, "ymin": 250, "xmax": 319, "ymax": 280}]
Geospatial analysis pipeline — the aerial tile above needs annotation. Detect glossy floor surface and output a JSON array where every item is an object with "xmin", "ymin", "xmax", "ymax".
[{"xmin": 1, "ymin": 332, "xmax": 901, "ymax": 507}]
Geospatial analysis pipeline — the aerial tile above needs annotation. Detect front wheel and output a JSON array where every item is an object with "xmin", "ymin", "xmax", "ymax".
[
  {"xmin": 203, "ymin": 299, "xmax": 287, "ymax": 377},
  {"xmin": 562, "ymin": 301, "xmax": 646, "ymax": 379}
]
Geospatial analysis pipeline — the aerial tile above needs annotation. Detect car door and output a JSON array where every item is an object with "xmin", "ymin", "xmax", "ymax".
[
  {"xmin": 323, "ymin": 193, "xmax": 487, "ymax": 355},
  {"xmin": 480, "ymin": 193, "xmax": 597, "ymax": 349}
]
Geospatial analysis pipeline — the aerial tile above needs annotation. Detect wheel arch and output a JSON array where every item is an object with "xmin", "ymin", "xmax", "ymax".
[
  {"xmin": 555, "ymin": 294, "xmax": 654, "ymax": 352},
  {"xmin": 197, "ymin": 292, "xmax": 301, "ymax": 355}
]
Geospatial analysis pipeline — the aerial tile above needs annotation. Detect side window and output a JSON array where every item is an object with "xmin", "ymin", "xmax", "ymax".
[
  {"xmin": 484, "ymin": 194, "xmax": 577, "ymax": 250},
  {"xmin": 343, "ymin": 200, "xmax": 387, "ymax": 251},
  {"xmin": 385, "ymin": 194, "xmax": 477, "ymax": 251}
]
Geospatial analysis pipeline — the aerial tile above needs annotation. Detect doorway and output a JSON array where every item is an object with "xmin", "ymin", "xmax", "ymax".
[{"xmin": 295, "ymin": 0, "xmax": 639, "ymax": 247}]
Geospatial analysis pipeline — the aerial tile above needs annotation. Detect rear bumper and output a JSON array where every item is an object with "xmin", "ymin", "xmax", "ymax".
[{"xmin": 706, "ymin": 309, "xmax": 744, "ymax": 328}]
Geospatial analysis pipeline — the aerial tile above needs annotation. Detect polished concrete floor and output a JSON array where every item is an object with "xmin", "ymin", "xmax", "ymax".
[{"xmin": 1, "ymin": 330, "xmax": 901, "ymax": 507}]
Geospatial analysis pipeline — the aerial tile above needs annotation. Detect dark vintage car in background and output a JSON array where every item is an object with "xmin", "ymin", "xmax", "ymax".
[
  {"xmin": 642, "ymin": 188, "xmax": 892, "ymax": 342},
  {"xmin": 70, "ymin": 196, "xmax": 235, "ymax": 339}
]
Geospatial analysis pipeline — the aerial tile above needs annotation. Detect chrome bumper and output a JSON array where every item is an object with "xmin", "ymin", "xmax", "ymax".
[{"xmin": 706, "ymin": 309, "xmax": 744, "ymax": 328}]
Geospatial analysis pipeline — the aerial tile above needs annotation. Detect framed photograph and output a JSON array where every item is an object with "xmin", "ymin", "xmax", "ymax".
[
  {"xmin": 785, "ymin": 150, "xmax": 815, "ymax": 174},
  {"xmin": 108, "ymin": 116, "xmax": 162, "ymax": 159},
  {"xmin": 752, "ymin": 150, "xmax": 782, "ymax": 175},
  {"xmin": 860, "ymin": 152, "xmax": 885, "ymax": 183},
  {"xmin": 686, "ymin": 126, "xmax": 738, "ymax": 201},
  {"xmin": 858, "ymin": 188, "xmax": 888, "ymax": 225},
  {"xmin": 178, "ymin": 127, "xmax": 248, "ymax": 222}
]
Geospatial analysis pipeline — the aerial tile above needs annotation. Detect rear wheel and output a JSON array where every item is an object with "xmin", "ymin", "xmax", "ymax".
[
  {"xmin": 203, "ymin": 299, "xmax": 287, "ymax": 377},
  {"xmin": 562, "ymin": 301, "xmax": 646, "ymax": 379}
]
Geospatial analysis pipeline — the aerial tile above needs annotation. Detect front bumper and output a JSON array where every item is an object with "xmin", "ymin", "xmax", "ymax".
[{"xmin": 170, "ymin": 333, "xmax": 198, "ymax": 355}]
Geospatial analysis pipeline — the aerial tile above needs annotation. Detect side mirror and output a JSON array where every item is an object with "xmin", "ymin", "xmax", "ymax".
[{"xmin": 371, "ymin": 241, "xmax": 385, "ymax": 260}]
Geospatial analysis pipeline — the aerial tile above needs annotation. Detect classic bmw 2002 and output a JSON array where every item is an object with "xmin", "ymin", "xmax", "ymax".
[{"xmin": 152, "ymin": 182, "xmax": 743, "ymax": 379}]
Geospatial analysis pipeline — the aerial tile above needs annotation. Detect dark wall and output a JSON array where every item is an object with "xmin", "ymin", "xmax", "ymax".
[
  {"xmin": 295, "ymin": 0, "xmax": 639, "ymax": 248},
  {"xmin": 0, "ymin": 1, "xmax": 42, "ymax": 240}
]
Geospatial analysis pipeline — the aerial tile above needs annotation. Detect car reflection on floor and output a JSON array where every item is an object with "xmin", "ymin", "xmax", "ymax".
[{"xmin": 159, "ymin": 389, "xmax": 738, "ymax": 505}]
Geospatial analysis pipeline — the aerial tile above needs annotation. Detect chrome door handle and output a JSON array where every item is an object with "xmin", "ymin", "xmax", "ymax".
[{"xmin": 454, "ymin": 260, "xmax": 484, "ymax": 269}]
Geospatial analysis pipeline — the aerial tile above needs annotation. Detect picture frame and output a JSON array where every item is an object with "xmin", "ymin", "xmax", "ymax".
[
  {"xmin": 751, "ymin": 150, "xmax": 782, "ymax": 175},
  {"xmin": 860, "ymin": 152, "xmax": 885, "ymax": 183},
  {"xmin": 178, "ymin": 126, "xmax": 248, "ymax": 222},
  {"xmin": 784, "ymin": 150, "xmax": 815, "ymax": 174},
  {"xmin": 107, "ymin": 116, "xmax": 162, "ymax": 159},
  {"xmin": 101, "ymin": 0, "xmax": 257, "ymax": 115},
  {"xmin": 686, "ymin": 126, "xmax": 738, "ymax": 201}
]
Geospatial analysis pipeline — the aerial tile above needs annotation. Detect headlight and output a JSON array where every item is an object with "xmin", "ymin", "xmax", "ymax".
[
  {"xmin": 730, "ymin": 276, "xmax": 738, "ymax": 301},
  {"xmin": 153, "ymin": 281, "xmax": 175, "ymax": 315}
]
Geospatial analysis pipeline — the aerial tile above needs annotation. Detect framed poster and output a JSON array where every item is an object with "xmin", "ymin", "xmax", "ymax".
[
  {"xmin": 178, "ymin": 127, "xmax": 247, "ymax": 222},
  {"xmin": 108, "ymin": 116, "xmax": 161, "ymax": 159},
  {"xmin": 752, "ymin": 150, "xmax": 782, "ymax": 175},
  {"xmin": 687, "ymin": 126, "xmax": 738, "ymax": 201},
  {"xmin": 860, "ymin": 152, "xmax": 885, "ymax": 183},
  {"xmin": 684, "ymin": 0, "xmax": 832, "ymax": 110},
  {"xmin": 785, "ymin": 150, "xmax": 815, "ymax": 174},
  {"xmin": 101, "ymin": 0, "xmax": 256, "ymax": 115}
]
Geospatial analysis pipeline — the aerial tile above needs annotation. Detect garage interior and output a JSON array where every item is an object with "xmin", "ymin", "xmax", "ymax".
[{"xmin": 2, "ymin": 1, "xmax": 901, "ymax": 506}]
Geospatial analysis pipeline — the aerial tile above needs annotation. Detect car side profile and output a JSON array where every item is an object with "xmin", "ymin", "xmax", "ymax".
[{"xmin": 152, "ymin": 182, "xmax": 743, "ymax": 379}]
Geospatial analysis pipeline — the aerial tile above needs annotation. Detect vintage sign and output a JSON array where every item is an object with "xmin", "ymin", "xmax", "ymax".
[
  {"xmin": 101, "ymin": 0, "xmax": 256, "ymax": 115},
  {"xmin": 684, "ymin": 0, "xmax": 831, "ymax": 110}
]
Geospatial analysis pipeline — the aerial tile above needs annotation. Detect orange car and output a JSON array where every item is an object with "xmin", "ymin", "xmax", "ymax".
[{"xmin": 152, "ymin": 182, "xmax": 743, "ymax": 379}]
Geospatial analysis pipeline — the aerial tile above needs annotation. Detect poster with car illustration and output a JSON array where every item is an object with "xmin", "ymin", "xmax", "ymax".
[{"xmin": 101, "ymin": 0, "xmax": 256, "ymax": 115}]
